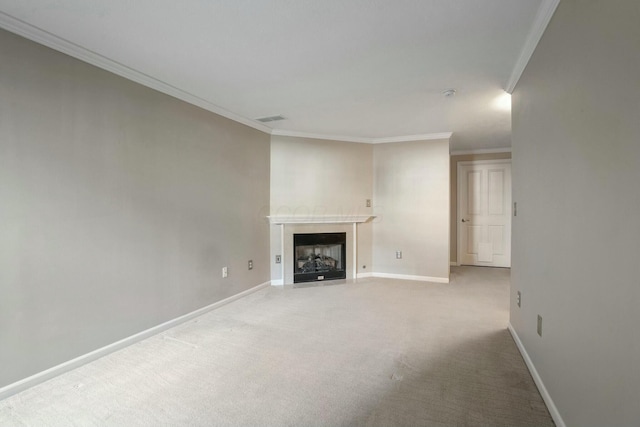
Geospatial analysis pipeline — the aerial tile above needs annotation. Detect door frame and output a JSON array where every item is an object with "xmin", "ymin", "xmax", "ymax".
[{"xmin": 457, "ymin": 159, "xmax": 512, "ymax": 267}]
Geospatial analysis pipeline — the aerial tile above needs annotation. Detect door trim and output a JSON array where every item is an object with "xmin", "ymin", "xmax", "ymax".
[{"xmin": 457, "ymin": 159, "xmax": 512, "ymax": 267}]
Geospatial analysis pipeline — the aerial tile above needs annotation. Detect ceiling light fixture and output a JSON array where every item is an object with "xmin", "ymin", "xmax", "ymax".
[
  {"xmin": 442, "ymin": 89, "xmax": 457, "ymax": 98},
  {"xmin": 493, "ymin": 92, "xmax": 511, "ymax": 111}
]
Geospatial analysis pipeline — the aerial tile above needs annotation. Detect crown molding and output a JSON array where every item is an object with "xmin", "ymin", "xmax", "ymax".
[
  {"xmin": 450, "ymin": 147, "xmax": 511, "ymax": 155},
  {"xmin": 371, "ymin": 132, "xmax": 453, "ymax": 144},
  {"xmin": 505, "ymin": 0, "xmax": 560, "ymax": 93},
  {"xmin": 270, "ymin": 129, "xmax": 371, "ymax": 143},
  {"xmin": 0, "ymin": 12, "xmax": 272, "ymax": 135},
  {"xmin": 271, "ymin": 129, "xmax": 452, "ymax": 144}
]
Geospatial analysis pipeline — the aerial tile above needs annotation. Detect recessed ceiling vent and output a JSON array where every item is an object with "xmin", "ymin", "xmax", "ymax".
[
  {"xmin": 256, "ymin": 115, "xmax": 286, "ymax": 123},
  {"xmin": 442, "ymin": 89, "xmax": 457, "ymax": 97}
]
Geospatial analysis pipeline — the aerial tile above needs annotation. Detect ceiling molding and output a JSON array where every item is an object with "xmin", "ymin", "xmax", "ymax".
[
  {"xmin": 270, "ymin": 129, "xmax": 371, "ymax": 143},
  {"xmin": 505, "ymin": 0, "xmax": 560, "ymax": 93},
  {"xmin": 271, "ymin": 129, "xmax": 452, "ymax": 144},
  {"xmin": 450, "ymin": 148, "xmax": 512, "ymax": 155},
  {"xmin": 370, "ymin": 132, "xmax": 453, "ymax": 144},
  {"xmin": 0, "ymin": 11, "xmax": 272, "ymax": 135}
]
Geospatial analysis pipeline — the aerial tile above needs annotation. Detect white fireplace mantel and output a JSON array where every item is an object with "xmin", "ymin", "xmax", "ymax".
[{"xmin": 267, "ymin": 215, "xmax": 374, "ymax": 225}]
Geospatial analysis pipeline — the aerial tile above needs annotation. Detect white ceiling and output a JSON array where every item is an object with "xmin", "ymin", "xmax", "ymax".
[{"xmin": 0, "ymin": 0, "xmax": 557, "ymax": 151}]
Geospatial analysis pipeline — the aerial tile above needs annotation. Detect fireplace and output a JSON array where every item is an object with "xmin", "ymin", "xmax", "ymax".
[{"xmin": 293, "ymin": 232, "xmax": 347, "ymax": 283}]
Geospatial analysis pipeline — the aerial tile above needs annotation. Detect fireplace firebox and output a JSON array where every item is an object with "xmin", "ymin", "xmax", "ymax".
[{"xmin": 293, "ymin": 233, "xmax": 346, "ymax": 283}]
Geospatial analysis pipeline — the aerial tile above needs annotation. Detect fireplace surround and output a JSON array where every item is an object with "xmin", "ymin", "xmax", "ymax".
[{"xmin": 267, "ymin": 215, "xmax": 375, "ymax": 285}]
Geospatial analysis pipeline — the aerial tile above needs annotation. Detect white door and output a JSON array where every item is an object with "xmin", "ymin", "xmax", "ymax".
[{"xmin": 458, "ymin": 160, "xmax": 511, "ymax": 267}]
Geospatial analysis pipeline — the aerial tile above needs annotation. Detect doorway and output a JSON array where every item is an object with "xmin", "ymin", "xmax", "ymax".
[{"xmin": 457, "ymin": 159, "xmax": 512, "ymax": 267}]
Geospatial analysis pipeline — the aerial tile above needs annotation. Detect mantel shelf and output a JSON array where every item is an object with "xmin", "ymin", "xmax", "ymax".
[{"xmin": 267, "ymin": 215, "xmax": 375, "ymax": 225}]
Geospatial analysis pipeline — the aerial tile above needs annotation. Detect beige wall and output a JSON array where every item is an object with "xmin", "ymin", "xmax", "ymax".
[
  {"xmin": 373, "ymin": 139, "xmax": 450, "ymax": 281},
  {"xmin": 511, "ymin": 1, "xmax": 640, "ymax": 425},
  {"xmin": 0, "ymin": 29, "xmax": 271, "ymax": 389},
  {"xmin": 269, "ymin": 135, "xmax": 373, "ymax": 282},
  {"xmin": 270, "ymin": 135, "xmax": 373, "ymax": 217},
  {"xmin": 450, "ymin": 152, "xmax": 511, "ymax": 264}
]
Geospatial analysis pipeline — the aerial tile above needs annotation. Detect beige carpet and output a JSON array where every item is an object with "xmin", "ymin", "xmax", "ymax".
[{"xmin": 0, "ymin": 267, "xmax": 553, "ymax": 426}]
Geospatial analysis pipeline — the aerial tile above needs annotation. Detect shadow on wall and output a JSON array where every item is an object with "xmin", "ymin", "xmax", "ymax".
[{"xmin": 344, "ymin": 329, "xmax": 553, "ymax": 426}]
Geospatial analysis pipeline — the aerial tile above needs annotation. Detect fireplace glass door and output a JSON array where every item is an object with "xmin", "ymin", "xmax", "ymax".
[{"xmin": 293, "ymin": 233, "xmax": 346, "ymax": 283}]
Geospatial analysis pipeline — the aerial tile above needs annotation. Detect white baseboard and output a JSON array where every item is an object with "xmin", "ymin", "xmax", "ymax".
[
  {"xmin": 450, "ymin": 261, "xmax": 459, "ymax": 266},
  {"xmin": 371, "ymin": 272, "xmax": 449, "ymax": 283},
  {"xmin": 508, "ymin": 324, "xmax": 566, "ymax": 427},
  {"xmin": 0, "ymin": 281, "xmax": 271, "ymax": 401},
  {"xmin": 270, "ymin": 279, "xmax": 284, "ymax": 286},
  {"xmin": 356, "ymin": 272, "xmax": 374, "ymax": 279}
]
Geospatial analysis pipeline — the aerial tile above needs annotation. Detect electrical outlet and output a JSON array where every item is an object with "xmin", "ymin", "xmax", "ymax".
[
  {"xmin": 517, "ymin": 291, "xmax": 521, "ymax": 307},
  {"xmin": 222, "ymin": 266, "xmax": 228, "ymax": 278},
  {"xmin": 366, "ymin": 199, "xmax": 371, "ymax": 207},
  {"xmin": 248, "ymin": 260, "xmax": 253, "ymax": 270},
  {"xmin": 275, "ymin": 255, "xmax": 281, "ymax": 264},
  {"xmin": 537, "ymin": 315, "xmax": 543, "ymax": 336},
  {"xmin": 395, "ymin": 250, "xmax": 402, "ymax": 259}
]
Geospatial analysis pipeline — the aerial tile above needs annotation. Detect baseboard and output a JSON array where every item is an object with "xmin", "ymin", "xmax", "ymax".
[
  {"xmin": 450, "ymin": 261, "xmax": 459, "ymax": 266},
  {"xmin": 356, "ymin": 272, "xmax": 374, "ymax": 279},
  {"xmin": 0, "ymin": 281, "xmax": 271, "ymax": 401},
  {"xmin": 371, "ymin": 272, "xmax": 449, "ymax": 283},
  {"xmin": 508, "ymin": 324, "xmax": 566, "ymax": 427},
  {"xmin": 270, "ymin": 279, "xmax": 284, "ymax": 286}
]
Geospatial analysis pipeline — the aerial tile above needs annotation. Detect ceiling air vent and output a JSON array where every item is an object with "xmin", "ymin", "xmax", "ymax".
[{"xmin": 256, "ymin": 115, "xmax": 286, "ymax": 123}]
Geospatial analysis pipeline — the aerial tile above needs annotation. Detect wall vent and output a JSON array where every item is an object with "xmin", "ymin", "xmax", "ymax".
[{"xmin": 256, "ymin": 115, "xmax": 285, "ymax": 123}]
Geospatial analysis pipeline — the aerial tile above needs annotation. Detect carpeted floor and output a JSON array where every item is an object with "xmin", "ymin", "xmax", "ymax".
[{"xmin": 0, "ymin": 266, "xmax": 554, "ymax": 426}]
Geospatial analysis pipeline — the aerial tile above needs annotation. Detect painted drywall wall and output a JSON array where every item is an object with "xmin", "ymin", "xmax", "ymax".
[
  {"xmin": 0, "ymin": 29, "xmax": 270, "ymax": 388},
  {"xmin": 269, "ymin": 135, "xmax": 373, "ymax": 282},
  {"xmin": 510, "ymin": 1, "xmax": 640, "ymax": 426},
  {"xmin": 373, "ymin": 139, "xmax": 450, "ymax": 281},
  {"xmin": 450, "ymin": 152, "xmax": 511, "ymax": 264},
  {"xmin": 270, "ymin": 135, "xmax": 373, "ymax": 217}
]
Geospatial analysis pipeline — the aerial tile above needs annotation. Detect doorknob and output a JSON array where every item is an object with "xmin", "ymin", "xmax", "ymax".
[{"xmin": 462, "ymin": 218, "xmax": 470, "ymax": 222}]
